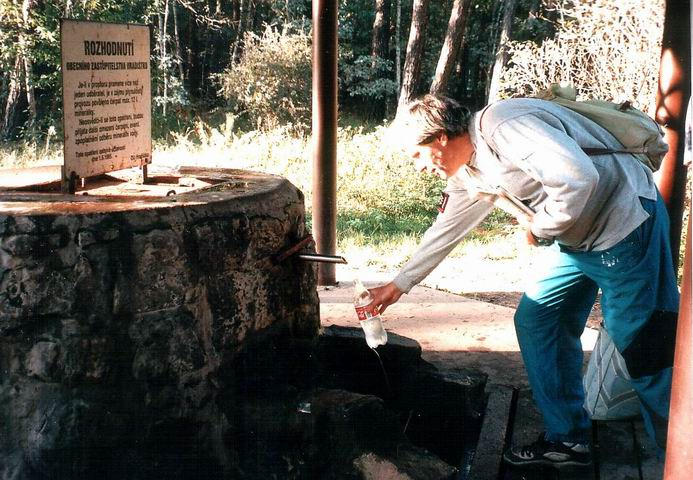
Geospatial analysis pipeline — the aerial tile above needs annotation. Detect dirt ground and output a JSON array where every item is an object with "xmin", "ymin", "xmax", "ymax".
[{"xmin": 464, "ymin": 290, "xmax": 604, "ymax": 330}]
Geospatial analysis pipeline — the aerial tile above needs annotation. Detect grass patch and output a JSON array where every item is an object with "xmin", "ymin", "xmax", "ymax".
[
  {"xmin": 0, "ymin": 141, "xmax": 63, "ymax": 169},
  {"xmin": 337, "ymin": 209, "xmax": 434, "ymax": 239}
]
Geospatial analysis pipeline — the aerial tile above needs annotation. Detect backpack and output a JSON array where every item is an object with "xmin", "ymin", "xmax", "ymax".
[
  {"xmin": 535, "ymin": 84, "xmax": 669, "ymax": 171},
  {"xmin": 472, "ymin": 85, "xmax": 669, "ymax": 224}
]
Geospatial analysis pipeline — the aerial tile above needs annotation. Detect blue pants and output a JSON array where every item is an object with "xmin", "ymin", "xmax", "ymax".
[{"xmin": 514, "ymin": 194, "xmax": 679, "ymax": 448}]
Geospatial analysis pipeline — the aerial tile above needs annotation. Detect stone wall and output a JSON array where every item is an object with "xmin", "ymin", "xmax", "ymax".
[{"xmin": 0, "ymin": 170, "xmax": 319, "ymax": 479}]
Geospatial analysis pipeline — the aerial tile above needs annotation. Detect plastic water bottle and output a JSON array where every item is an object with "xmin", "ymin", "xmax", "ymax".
[{"xmin": 353, "ymin": 279, "xmax": 387, "ymax": 349}]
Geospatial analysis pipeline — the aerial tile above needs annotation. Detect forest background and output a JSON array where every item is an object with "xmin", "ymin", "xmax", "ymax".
[{"xmin": 0, "ymin": 0, "xmax": 687, "ymax": 284}]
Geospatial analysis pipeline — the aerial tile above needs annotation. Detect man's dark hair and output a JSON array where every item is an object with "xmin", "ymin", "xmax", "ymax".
[{"xmin": 403, "ymin": 94, "xmax": 472, "ymax": 144}]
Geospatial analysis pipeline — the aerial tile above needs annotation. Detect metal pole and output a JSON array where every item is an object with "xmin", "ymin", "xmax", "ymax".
[
  {"xmin": 664, "ymin": 204, "xmax": 692, "ymax": 479},
  {"xmin": 663, "ymin": 2, "xmax": 693, "ymax": 476},
  {"xmin": 655, "ymin": 0, "xmax": 691, "ymax": 262},
  {"xmin": 312, "ymin": 0, "xmax": 338, "ymax": 286}
]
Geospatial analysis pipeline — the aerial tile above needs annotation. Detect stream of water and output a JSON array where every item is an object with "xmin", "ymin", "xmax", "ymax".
[{"xmin": 370, "ymin": 347, "xmax": 392, "ymax": 398}]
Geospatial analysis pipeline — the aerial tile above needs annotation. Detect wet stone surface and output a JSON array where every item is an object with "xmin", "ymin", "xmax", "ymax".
[
  {"xmin": 225, "ymin": 326, "xmax": 486, "ymax": 480},
  {"xmin": 0, "ymin": 168, "xmax": 320, "ymax": 479}
]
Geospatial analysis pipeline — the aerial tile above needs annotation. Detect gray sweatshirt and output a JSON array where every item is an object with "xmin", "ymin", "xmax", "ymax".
[{"xmin": 393, "ymin": 98, "xmax": 658, "ymax": 293}]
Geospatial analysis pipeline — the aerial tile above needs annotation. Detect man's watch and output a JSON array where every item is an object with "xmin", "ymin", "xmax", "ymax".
[{"xmin": 531, "ymin": 232, "xmax": 554, "ymax": 246}]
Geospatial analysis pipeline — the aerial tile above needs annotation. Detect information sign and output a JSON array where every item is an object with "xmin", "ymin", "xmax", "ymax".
[{"xmin": 61, "ymin": 19, "xmax": 151, "ymax": 186}]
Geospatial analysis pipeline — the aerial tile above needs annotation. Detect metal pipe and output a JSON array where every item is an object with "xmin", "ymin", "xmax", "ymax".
[
  {"xmin": 312, "ymin": 0, "xmax": 338, "ymax": 286},
  {"xmin": 297, "ymin": 253, "xmax": 348, "ymax": 264},
  {"xmin": 664, "ymin": 203, "xmax": 692, "ymax": 479},
  {"xmin": 654, "ymin": 0, "xmax": 691, "ymax": 262}
]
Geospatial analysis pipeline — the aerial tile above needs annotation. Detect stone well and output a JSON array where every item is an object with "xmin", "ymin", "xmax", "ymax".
[{"xmin": 0, "ymin": 167, "xmax": 319, "ymax": 478}]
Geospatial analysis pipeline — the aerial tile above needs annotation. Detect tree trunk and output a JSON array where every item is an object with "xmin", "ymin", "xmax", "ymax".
[
  {"xmin": 201, "ymin": 26, "xmax": 210, "ymax": 97},
  {"xmin": 21, "ymin": 0, "xmax": 37, "ymax": 131},
  {"xmin": 486, "ymin": 0, "xmax": 517, "ymax": 102},
  {"xmin": 397, "ymin": 0, "xmax": 429, "ymax": 116},
  {"xmin": 395, "ymin": 0, "xmax": 401, "ymax": 91},
  {"xmin": 22, "ymin": 56, "xmax": 36, "ymax": 124},
  {"xmin": 371, "ymin": 0, "xmax": 391, "ymax": 66},
  {"xmin": 245, "ymin": 0, "xmax": 255, "ymax": 35},
  {"xmin": 172, "ymin": 0, "xmax": 185, "ymax": 83},
  {"xmin": 2, "ymin": 57, "xmax": 22, "ymax": 138},
  {"xmin": 529, "ymin": 0, "xmax": 540, "ymax": 16},
  {"xmin": 430, "ymin": 0, "xmax": 470, "ymax": 96},
  {"xmin": 158, "ymin": 0, "xmax": 170, "ymax": 115},
  {"xmin": 371, "ymin": 0, "xmax": 392, "ymax": 117},
  {"xmin": 186, "ymin": 12, "xmax": 199, "ymax": 94},
  {"xmin": 231, "ymin": 0, "xmax": 245, "ymax": 64}
]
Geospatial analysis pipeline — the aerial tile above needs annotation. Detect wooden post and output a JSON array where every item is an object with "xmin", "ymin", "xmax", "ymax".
[
  {"xmin": 312, "ymin": 0, "xmax": 338, "ymax": 286},
  {"xmin": 664, "ymin": 204, "xmax": 693, "ymax": 479},
  {"xmin": 654, "ymin": 0, "xmax": 691, "ymax": 262}
]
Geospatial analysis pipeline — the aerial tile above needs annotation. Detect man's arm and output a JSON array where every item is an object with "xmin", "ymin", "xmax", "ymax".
[{"xmin": 368, "ymin": 185, "xmax": 493, "ymax": 313}]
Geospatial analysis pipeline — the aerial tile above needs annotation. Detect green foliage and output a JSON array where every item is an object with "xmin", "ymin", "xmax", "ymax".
[
  {"xmin": 215, "ymin": 26, "xmax": 312, "ymax": 130},
  {"xmin": 0, "ymin": 2, "xmax": 22, "ymax": 70},
  {"xmin": 444, "ymin": 0, "xmax": 558, "ymax": 107},
  {"xmin": 342, "ymin": 56, "xmax": 399, "ymax": 101},
  {"xmin": 498, "ymin": 0, "xmax": 664, "ymax": 114},
  {"xmin": 338, "ymin": 0, "xmax": 377, "ymax": 59},
  {"xmin": 0, "ymin": 0, "xmax": 153, "ymax": 139},
  {"xmin": 334, "ymin": 124, "xmax": 444, "ymax": 217},
  {"xmin": 1, "ymin": 0, "xmax": 669, "ymax": 141}
]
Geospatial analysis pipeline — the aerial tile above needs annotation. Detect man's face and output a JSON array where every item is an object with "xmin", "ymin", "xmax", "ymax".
[{"xmin": 406, "ymin": 133, "xmax": 462, "ymax": 179}]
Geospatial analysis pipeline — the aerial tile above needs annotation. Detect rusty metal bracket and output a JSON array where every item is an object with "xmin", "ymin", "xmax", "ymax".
[
  {"xmin": 139, "ymin": 164, "xmax": 149, "ymax": 185},
  {"xmin": 273, "ymin": 235, "xmax": 315, "ymax": 264},
  {"xmin": 61, "ymin": 170, "xmax": 78, "ymax": 194}
]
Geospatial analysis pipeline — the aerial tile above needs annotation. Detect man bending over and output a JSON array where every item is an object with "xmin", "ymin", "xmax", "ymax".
[{"xmin": 368, "ymin": 94, "xmax": 679, "ymax": 467}]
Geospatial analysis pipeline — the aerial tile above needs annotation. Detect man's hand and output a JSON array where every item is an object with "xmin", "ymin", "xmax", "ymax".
[{"xmin": 367, "ymin": 282, "xmax": 404, "ymax": 315}]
